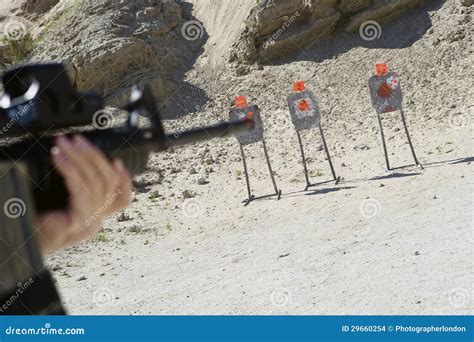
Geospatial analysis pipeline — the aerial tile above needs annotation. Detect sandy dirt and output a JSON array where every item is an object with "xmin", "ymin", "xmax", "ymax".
[{"xmin": 45, "ymin": 0, "xmax": 473, "ymax": 315}]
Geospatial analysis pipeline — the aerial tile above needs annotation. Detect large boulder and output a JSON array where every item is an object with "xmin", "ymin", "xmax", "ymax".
[
  {"xmin": 229, "ymin": 0, "xmax": 429, "ymax": 65},
  {"xmin": 346, "ymin": 0, "xmax": 426, "ymax": 32},
  {"xmin": 15, "ymin": 0, "xmax": 203, "ymax": 113}
]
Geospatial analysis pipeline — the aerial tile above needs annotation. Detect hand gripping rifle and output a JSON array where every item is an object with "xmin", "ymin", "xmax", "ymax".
[{"xmin": 0, "ymin": 63, "xmax": 252, "ymax": 314}]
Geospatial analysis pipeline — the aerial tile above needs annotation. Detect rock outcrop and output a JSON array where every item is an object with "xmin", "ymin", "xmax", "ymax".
[
  {"xmin": 229, "ymin": 0, "xmax": 428, "ymax": 65},
  {"xmin": 1, "ymin": 0, "xmax": 204, "ymax": 113}
]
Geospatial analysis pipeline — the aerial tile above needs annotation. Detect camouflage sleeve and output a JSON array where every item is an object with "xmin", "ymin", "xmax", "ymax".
[{"xmin": 0, "ymin": 162, "xmax": 44, "ymax": 298}]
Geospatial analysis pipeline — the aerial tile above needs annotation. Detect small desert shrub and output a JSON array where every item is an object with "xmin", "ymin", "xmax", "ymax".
[{"xmin": 1, "ymin": 33, "xmax": 34, "ymax": 65}]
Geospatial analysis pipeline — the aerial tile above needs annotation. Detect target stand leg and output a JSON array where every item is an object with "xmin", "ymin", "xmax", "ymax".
[
  {"xmin": 239, "ymin": 144, "xmax": 255, "ymax": 206},
  {"xmin": 376, "ymin": 112, "xmax": 391, "ymax": 171},
  {"xmin": 296, "ymin": 130, "xmax": 312, "ymax": 191},
  {"xmin": 318, "ymin": 124, "xmax": 340, "ymax": 185},
  {"xmin": 262, "ymin": 139, "xmax": 282, "ymax": 200},
  {"xmin": 400, "ymin": 108, "xmax": 423, "ymax": 170}
]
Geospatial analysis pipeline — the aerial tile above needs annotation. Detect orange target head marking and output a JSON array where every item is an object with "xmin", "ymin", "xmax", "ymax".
[
  {"xmin": 297, "ymin": 99, "xmax": 310, "ymax": 111},
  {"xmin": 293, "ymin": 81, "xmax": 305, "ymax": 92},
  {"xmin": 377, "ymin": 83, "xmax": 392, "ymax": 98},
  {"xmin": 375, "ymin": 63, "xmax": 389, "ymax": 76},
  {"xmin": 235, "ymin": 96, "xmax": 248, "ymax": 108}
]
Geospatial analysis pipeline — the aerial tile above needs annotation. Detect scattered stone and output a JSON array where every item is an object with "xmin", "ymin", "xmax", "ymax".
[
  {"xmin": 128, "ymin": 225, "xmax": 141, "ymax": 233},
  {"xmin": 77, "ymin": 276, "xmax": 87, "ymax": 281},
  {"xmin": 182, "ymin": 190, "xmax": 195, "ymax": 199},
  {"xmin": 414, "ymin": 251, "xmax": 420, "ymax": 256},
  {"xmin": 197, "ymin": 177, "xmax": 210, "ymax": 185},
  {"xmin": 353, "ymin": 144, "xmax": 369, "ymax": 151},
  {"xmin": 117, "ymin": 212, "xmax": 132, "ymax": 222},
  {"xmin": 134, "ymin": 186, "xmax": 151, "ymax": 194},
  {"xmin": 189, "ymin": 167, "xmax": 197, "ymax": 175},
  {"xmin": 235, "ymin": 65, "xmax": 250, "ymax": 76},
  {"xmin": 148, "ymin": 191, "xmax": 162, "ymax": 199}
]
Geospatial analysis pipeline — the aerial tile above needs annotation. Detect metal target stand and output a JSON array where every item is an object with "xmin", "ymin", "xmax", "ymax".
[
  {"xmin": 239, "ymin": 139, "xmax": 281, "ymax": 206},
  {"xmin": 375, "ymin": 108, "xmax": 423, "ymax": 171},
  {"xmin": 369, "ymin": 64, "xmax": 423, "ymax": 171},
  {"xmin": 287, "ymin": 82, "xmax": 340, "ymax": 191},
  {"xmin": 230, "ymin": 96, "xmax": 282, "ymax": 206},
  {"xmin": 295, "ymin": 124, "xmax": 340, "ymax": 191}
]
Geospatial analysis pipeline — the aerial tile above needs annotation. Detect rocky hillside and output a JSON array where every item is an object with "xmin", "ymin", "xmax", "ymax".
[
  {"xmin": 0, "ymin": 0, "xmax": 205, "ymax": 116},
  {"xmin": 2, "ymin": 0, "xmax": 468, "ymax": 111}
]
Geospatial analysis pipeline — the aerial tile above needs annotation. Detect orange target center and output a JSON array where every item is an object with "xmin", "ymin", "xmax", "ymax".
[
  {"xmin": 297, "ymin": 99, "xmax": 310, "ymax": 111},
  {"xmin": 377, "ymin": 84, "xmax": 392, "ymax": 98}
]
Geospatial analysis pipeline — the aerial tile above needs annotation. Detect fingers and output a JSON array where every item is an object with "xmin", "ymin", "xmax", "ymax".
[
  {"xmin": 51, "ymin": 137, "xmax": 92, "ymax": 220},
  {"xmin": 106, "ymin": 159, "xmax": 132, "ymax": 214},
  {"xmin": 50, "ymin": 135, "xmax": 132, "ymax": 232},
  {"xmin": 47, "ymin": 134, "xmax": 132, "ymax": 253},
  {"xmin": 54, "ymin": 135, "xmax": 123, "ymax": 195},
  {"xmin": 74, "ymin": 135, "xmax": 121, "ymax": 197}
]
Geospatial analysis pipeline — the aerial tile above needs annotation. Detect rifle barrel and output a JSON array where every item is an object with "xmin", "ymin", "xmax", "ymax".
[{"xmin": 164, "ymin": 118, "xmax": 252, "ymax": 149}]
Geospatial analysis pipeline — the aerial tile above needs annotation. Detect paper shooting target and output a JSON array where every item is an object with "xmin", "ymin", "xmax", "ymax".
[
  {"xmin": 368, "ymin": 71, "xmax": 403, "ymax": 114},
  {"xmin": 229, "ymin": 100, "xmax": 264, "ymax": 146},
  {"xmin": 287, "ymin": 90, "xmax": 320, "ymax": 131}
]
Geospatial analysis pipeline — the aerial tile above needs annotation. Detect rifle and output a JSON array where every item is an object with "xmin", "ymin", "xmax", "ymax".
[{"xmin": 0, "ymin": 63, "xmax": 252, "ymax": 314}]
